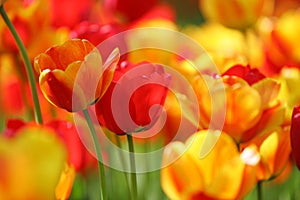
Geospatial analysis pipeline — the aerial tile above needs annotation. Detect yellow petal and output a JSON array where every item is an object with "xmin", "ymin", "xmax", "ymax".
[
  {"xmin": 56, "ymin": 164, "xmax": 75, "ymax": 200},
  {"xmin": 223, "ymin": 77, "xmax": 262, "ymax": 141},
  {"xmin": 252, "ymin": 78, "xmax": 280, "ymax": 109},
  {"xmin": 161, "ymin": 142, "xmax": 204, "ymax": 200}
]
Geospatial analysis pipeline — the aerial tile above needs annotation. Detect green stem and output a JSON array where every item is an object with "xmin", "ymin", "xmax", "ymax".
[
  {"xmin": 143, "ymin": 141, "xmax": 151, "ymax": 200},
  {"xmin": 127, "ymin": 133, "xmax": 137, "ymax": 200},
  {"xmin": 257, "ymin": 181, "xmax": 262, "ymax": 200},
  {"xmin": 114, "ymin": 134, "xmax": 131, "ymax": 194},
  {"xmin": 0, "ymin": 5, "xmax": 43, "ymax": 124},
  {"xmin": 83, "ymin": 109, "xmax": 106, "ymax": 200}
]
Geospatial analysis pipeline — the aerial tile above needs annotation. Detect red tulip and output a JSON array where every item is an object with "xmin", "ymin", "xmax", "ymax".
[
  {"xmin": 291, "ymin": 106, "xmax": 300, "ymax": 170},
  {"xmin": 2, "ymin": 16, "xmax": 31, "ymax": 52},
  {"xmin": 95, "ymin": 61, "xmax": 171, "ymax": 134},
  {"xmin": 104, "ymin": 0, "xmax": 159, "ymax": 22},
  {"xmin": 70, "ymin": 22, "xmax": 127, "ymax": 62},
  {"xmin": 50, "ymin": 0, "xmax": 93, "ymax": 28},
  {"xmin": 70, "ymin": 22, "xmax": 124, "ymax": 46}
]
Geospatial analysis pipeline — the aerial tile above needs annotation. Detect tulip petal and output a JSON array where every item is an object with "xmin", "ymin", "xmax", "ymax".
[
  {"xmin": 223, "ymin": 64, "xmax": 266, "ymax": 85},
  {"xmin": 54, "ymin": 39, "xmax": 94, "ymax": 70},
  {"xmin": 224, "ymin": 77, "xmax": 262, "ymax": 141},
  {"xmin": 161, "ymin": 142, "xmax": 204, "ymax": 200},
  {"xmin": 39, "ymin": 69, "xmax": 86, "ymax": 112},
  {"xmin": 34, "ymin": 53, "xmax": 57, "ymax": 74},
  {"xmin": 186, "ymin": 131, "xmax": 239, "ymax": 188},
  {"xmin": 243, "ymin": 103, "xmax": 285, "ymax": 142},
  {"xmin": 98, "ymin": 48, "xmax": 119, "ymax": 99},
  {"xmin": 291, "ymin": 106, "xmax": 300, "ymax": 170},
  {"xmin": 55, "ymin": 164, "xmax": 75, "ymax": 200},
  {"xmin": 252, "ymin": 78, "xmax": 280, "ymax": 109},
  {"xmin": 260, "ymin": 128, "xmax": 291, "ymax": 179}
]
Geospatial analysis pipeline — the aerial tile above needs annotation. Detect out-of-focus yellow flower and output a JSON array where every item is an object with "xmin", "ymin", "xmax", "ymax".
[
  {"xmin": 199, "ymin": 0, "xmax": 274, "ymax": 29},
  {"xmin": 34, "ymin": 39, "xmax": 119, "ymax": 112},
  {"xmin": 192, "ymin": 65, "xmax": 284, "ymax": 143},
  {"xmin": 0, "ymin": 125, "xmax": 67, "ymax": 200},
  {"xmin": 126, "ymin": 17, "xmax": 178, "ymax": 66},
  {"xmin": 182, "ymin": 23, "xmax": 265, "ymax": 73},
  {"xmin": 56, "ymin": 164, "xmax": 75, "ymax": 200},
  {"xmin": 274, "ymin": 9, "xmax": 300, "ymax": 63},
  {"xmin": 278, "ymin": 67, "xmax": 300, "ymax": 122},
  {"xmin": 161, "ymin": 130, "xmax": 259, "ymax": 200},
  {"xmin": 259, "ymin": 10, "xmax": 300, "ymax": 75}
]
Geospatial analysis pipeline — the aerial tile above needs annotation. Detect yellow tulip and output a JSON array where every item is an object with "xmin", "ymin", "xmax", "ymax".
[
  {"xmin": 0, "ymin": 125, "xmax": 67, "ymax": 200},
  {"xmin": 161, "ymin": 130, "xmax": 259, "ymax": 200}
]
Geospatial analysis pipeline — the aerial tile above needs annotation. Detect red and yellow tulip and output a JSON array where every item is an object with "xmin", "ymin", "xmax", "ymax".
[{"xmin": 34, "ymin": 39, "xmax": 119, "ymax": 112}]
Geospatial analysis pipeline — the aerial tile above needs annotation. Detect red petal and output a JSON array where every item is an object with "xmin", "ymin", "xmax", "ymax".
[
  {"xmin": 3, "ymin": 119, "xmax": 26, "ymax": 138},
  {"xmin": 223, "ymin": 64, "xmax": 265, "ymax": 85},
  {"xmin": 291, "ymin": 106, "xmax": 300, "ymax": 170}
]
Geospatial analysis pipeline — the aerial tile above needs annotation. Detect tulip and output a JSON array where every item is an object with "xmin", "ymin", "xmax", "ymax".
[
  {"xmin": 126, "ymin": 13, "xmax": 178, "ymax": 66},
  {"xmin": 0, "ymin": 124, "xmax": 67, "ymax": 200},
  {"xmin": 257, "ymin": 127, "xmax": 291, "ymax": 180},
  {"xmin": 193, "ymin": 65, "xmax": 283, "ymax": 143},
  {"xmin": 291, "ymin": 106, "xmax": 300, "ymax": 170},
  {"xmin": 70, "ymin": 22, "xmax": 127, "ymax": 63},
  {"xmin": 278, "ymin": 67, "xmax": 300, "ymax": 122},
  {"xmin": 70, "ymin": 22, "xmax": 124, "ymax": 46},
  {"xmin": 95, "ymin": 61, "xmax": 171, "ymax": 134},
  {"xmin": 259, "ymin": 10, "xmax": 300, "ymax": 75},
  {"xmin": 103, "ymin": 0, "xmax": 159, "ymax": 22},
  {"xmin": 199, "ymin": 0, "xmax": 272, "ymax": 29},
  {"xmin": 161, "ymin": 130, "xmax": 259, "ymax": 200},
  {"xmin": 50, "ymin": 0, "xmax": 93, "ymax": 28},
  {"xmin": 34, "ymin": 39, "xmax": 119, "ymax": 112},
  {"xmin": 182, "ymin": 23, "xmax": 265, "ymax": 73},
  {"xmin": 4, "ymin": 119, "xmax": 95, "ymax": 172}
]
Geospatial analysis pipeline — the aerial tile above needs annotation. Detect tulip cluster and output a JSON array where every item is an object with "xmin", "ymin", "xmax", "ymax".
[{"xmin": 0, "ymin": 0, "xmax": 300, "ymax": 200}]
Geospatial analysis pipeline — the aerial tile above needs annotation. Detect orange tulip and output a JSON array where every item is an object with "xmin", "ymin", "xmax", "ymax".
[
  {"xmin": 193, "ymin": 65, "xmax": 283, "ymax": 143},
  {"xmin": 34, "ymin": 39, "xmax": 119, "ymax": 112},
  {"xmin": 161, "ymin": 130, "xmax": 259, "ymax": 200}
]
